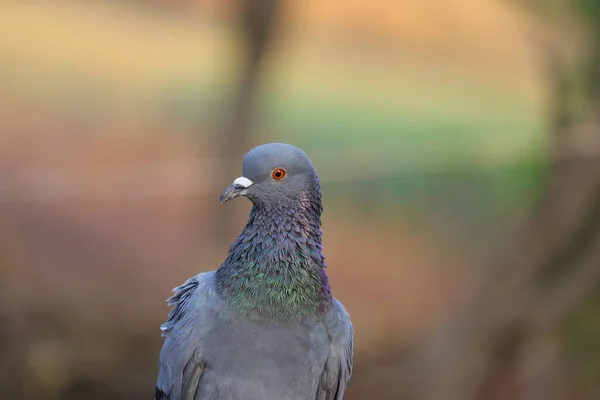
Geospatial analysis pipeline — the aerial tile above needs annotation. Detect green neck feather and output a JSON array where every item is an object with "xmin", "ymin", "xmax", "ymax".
[{"xmin": 216, "ymin": 194, "xmax": 332, "ymax": 321}]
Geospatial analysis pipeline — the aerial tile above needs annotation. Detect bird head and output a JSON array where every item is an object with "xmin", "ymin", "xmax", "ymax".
[{"xmin": 219, "ymin": 143, "xmax": 320, "ymax": 207}]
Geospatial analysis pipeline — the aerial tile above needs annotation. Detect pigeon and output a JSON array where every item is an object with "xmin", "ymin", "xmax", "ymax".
[{"xmin": 155, "ymin": 143, "xmax": 354, "ymax": 400}]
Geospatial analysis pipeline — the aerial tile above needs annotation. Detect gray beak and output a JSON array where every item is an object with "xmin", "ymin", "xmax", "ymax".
[
  {"xmin": 219, "ymin": 176, "xmax": 254, "ymax": 203},
  {"xmin": 219, "ymin": 183, "xmax": 245, "ymax": 203}
]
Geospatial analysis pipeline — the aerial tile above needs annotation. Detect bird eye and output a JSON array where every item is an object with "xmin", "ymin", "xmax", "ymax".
[{"xmin": 271, "ymin": 168, "xmax": 286, "ymax": 180}]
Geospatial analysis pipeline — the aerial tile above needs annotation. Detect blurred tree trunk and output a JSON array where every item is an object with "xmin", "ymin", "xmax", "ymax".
[
  {"xmin": 213, "ymin": 0, "xmax": 282, "ymax": 240},
  {"xmin": 407, "ymin": 2, "xmax": 600, "ymax": 399},
  {"xmin": 352, "ymin": 3, "xmax": 600, "ymax": 399},
  {"xmin": 410, "ymin": 152, "xmax": 600, "ymax": 400}
]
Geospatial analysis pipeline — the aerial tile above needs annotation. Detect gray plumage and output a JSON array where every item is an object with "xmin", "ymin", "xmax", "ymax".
[{"xmin": 156, "ymin": 143, "xmax": 353, "ymax": 400}]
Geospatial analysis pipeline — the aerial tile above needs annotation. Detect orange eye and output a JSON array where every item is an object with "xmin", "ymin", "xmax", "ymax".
[{"xmin": 271, "ymin": 168, "xmax": 286, "ymax": 180}]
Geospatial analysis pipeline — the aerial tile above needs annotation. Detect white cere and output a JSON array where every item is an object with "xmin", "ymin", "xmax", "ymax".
[{"xmin": 233, "ymin": 176, "xmax": 254, "ymax": 188}]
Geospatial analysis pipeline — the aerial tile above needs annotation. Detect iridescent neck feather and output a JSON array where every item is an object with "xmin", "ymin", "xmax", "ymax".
[{"xmin": 216, "ymin": 184, "xmax": 332, "ymax": 321}]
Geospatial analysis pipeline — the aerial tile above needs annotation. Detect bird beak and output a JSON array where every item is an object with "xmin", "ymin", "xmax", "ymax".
[{"xmin": 219, "ymin": 176, "xmax": 254, "ymax": 203}]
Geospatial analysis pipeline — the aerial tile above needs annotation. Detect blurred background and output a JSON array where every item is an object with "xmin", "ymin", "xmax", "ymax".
[{"xmin": 1, "ymin": 0, "xmax": 599, "ymax": 399}]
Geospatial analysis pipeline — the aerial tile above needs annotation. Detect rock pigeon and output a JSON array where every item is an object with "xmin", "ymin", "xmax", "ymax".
[{"xmin": 155, "ymin": 143, "xmax": 353, "ymax": 400}]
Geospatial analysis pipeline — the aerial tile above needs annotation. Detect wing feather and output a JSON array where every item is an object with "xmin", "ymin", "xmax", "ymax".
[
  {"xmin": 155, "ymin": 272, "xmax": 215, "ymax": 400},
  {"xmin": 316, "ymin": 299, "xmax": 354, "ymax": 400}
]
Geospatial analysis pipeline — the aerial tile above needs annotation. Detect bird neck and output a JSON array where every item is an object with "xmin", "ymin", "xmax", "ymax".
[{"xmin": 216, "ymin": 192, "xmax": 332, "ymax": 321}]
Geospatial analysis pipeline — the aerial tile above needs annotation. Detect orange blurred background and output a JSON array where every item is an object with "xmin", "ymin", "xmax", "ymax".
[{"xmin": 1, "ymin": 1, "xmax": 598, "ymax": 399}]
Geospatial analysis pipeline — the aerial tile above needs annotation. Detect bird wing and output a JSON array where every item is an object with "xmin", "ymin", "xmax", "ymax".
[
  {"xmin": 155, "ymin": 272, "xmax": 216, "ymax": 400},
  {"xmin": 316, "ymin": 299, "xmax": 354, "ymax": 400}
]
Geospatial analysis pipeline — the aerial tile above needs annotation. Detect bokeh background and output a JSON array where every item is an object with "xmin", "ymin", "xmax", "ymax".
[{"xmin": 1, "ymin": 1, "xmax": 599, "ymax": 399}]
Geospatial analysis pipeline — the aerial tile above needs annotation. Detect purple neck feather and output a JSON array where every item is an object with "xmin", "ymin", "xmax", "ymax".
[{"xmin": 216, "ymin": 187, "xmax": 332, "ymax": 321}]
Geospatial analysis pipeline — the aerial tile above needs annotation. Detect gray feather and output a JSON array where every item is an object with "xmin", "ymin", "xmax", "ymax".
[
  {"xmin": 156, "ymin": 273, "xmax": 353, "ymax": 400},
  {"xmin": 155, "ymin": 143, "xmax": 353, "ymax": 400}
]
